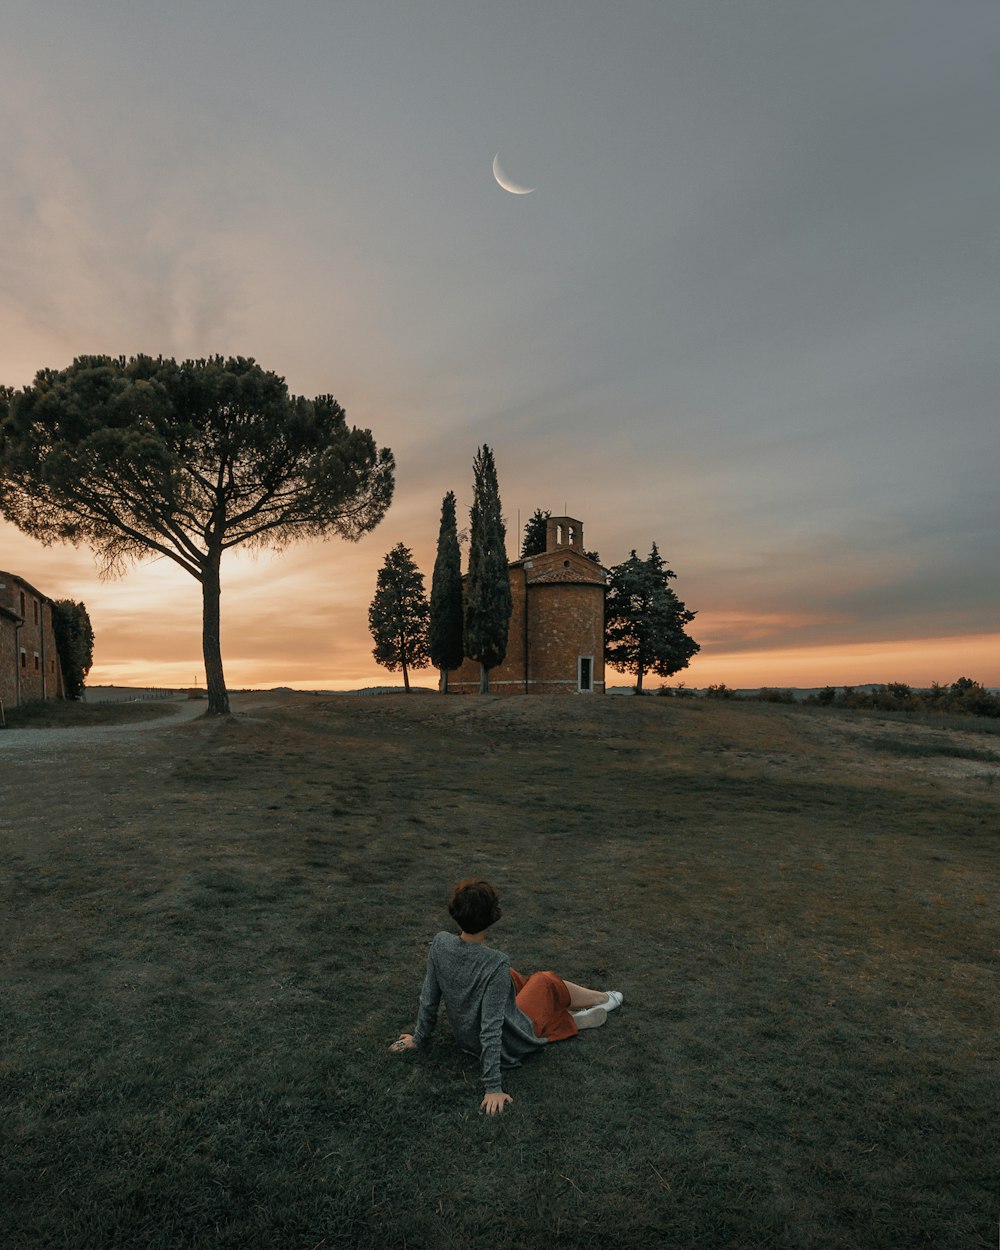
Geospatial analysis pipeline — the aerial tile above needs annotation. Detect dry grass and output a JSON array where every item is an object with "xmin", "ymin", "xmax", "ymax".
[{"xmin": 2, "ymin": 693, "xmax": 997, "ymax": 1248}]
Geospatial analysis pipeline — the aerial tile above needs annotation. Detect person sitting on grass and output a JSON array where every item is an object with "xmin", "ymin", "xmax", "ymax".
[{"xmin": 389, "ymin": 877, "xmax": 623, "ymax": 1116}]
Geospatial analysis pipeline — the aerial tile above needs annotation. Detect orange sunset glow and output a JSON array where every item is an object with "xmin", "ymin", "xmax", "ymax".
[
  {"xmin": 2, "ymin": 524, "xmax": 996, "ymax": 694},
  {"xmin": 1, "ymin": 4, "xmax": 996, "ymax": 697}
]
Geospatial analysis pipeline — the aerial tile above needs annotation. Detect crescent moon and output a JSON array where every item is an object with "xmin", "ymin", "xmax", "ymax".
[{"xmin": 492, "ymin": 152, "xmax": 535, "ymax": 195}]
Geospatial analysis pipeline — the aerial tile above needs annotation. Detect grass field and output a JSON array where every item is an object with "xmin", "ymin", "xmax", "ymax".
[{"xmin": 2, "ymin": 693, "xmax": 997, "ymax": 1249}]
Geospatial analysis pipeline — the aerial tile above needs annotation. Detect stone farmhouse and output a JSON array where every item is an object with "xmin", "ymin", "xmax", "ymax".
[
  {"xmin": 449, "ymin": 516, "xmax": 606, "ymax": 695},
  {"xmin": 0, "ymin": 572, "xmax": 66, "ymax": 710}
]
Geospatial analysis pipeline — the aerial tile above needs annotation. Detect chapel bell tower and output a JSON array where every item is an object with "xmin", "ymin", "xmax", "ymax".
[{"xmin": 545, "ymin": 516, "xmax": 584, "ymax": 553}]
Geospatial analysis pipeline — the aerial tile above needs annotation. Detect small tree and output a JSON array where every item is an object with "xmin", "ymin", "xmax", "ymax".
[
  {"xmin": 51, "ymin": 600, "xmax": 95, "ymax": 699},
  {"xmin": 463, "ymin": 445, "xmax": 512, "ymax": 693},
  {"xmin": 0, "ymin": 355, "xmax": 394, "ymax": 714},
  {"xmin": 368, "ymin": 543, "xmax": 430, "ymax": 692},
  {"xmin": 428, "ymin": 491, "xmax": 465, "ymax": 691},
  {"xmin": 947, "ymin": 677, "xmax": 1000, "ymax": 717},
  {"xmin": 521, "ymin": 508, "xmax": 550, "ymax": 558},
  {"xmin": 605, "ymin": 543, "xmax": 699, "ymax": 694}
]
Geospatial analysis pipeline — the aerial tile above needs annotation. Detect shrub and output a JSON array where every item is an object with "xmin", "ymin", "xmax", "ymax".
[{"xmin": 807, "ymin": 677, "xmax": 1000, "ymax": 721}]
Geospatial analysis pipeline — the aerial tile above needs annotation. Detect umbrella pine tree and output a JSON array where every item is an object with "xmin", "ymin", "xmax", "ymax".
[{"xmin": 0, "ymin": 354, "xmax": 394, "ymax": 714}]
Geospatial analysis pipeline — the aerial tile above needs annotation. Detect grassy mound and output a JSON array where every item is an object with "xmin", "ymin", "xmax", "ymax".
[{"xmin": 2, "ymin": 694, "xmax": 996, "ymax": 1248}]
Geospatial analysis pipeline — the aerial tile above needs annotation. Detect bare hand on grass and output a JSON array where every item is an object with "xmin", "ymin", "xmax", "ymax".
[
  {"xmin": 389, "ymin": 1033, "xmax": 417, "ymax": 1053},
  {"xmin": 480, "ymin": 1091, "xmax": 513, "ymax": 1116}
]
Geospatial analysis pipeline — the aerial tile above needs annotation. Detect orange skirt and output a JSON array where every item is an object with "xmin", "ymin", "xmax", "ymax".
[{"xmin": 510, "ymin": 969, "xmax": 578, "ymax": 1042}]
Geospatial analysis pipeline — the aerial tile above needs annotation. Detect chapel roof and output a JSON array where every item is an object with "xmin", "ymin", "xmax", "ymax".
[{"xmin": 513, "ymin": 549, "xmax": 606, "ymax": 586}]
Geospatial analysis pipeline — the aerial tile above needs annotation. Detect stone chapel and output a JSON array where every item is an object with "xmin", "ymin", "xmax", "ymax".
[{"xmin": 448, "ymin": 516, "xmax": 606, "ymax": 695}]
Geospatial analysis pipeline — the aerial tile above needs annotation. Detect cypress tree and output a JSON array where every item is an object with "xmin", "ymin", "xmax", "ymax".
[
  {"xmin": 368, "ymin": 543, "xmax": 430, "ymax": 692},
  {"xmin": 520, "ymin": 508, "xmax": 550, "ymax": 558},
  {"xmin": 463, "ymin": 445, "xmax": 512, "ymax": 694},
  {"xmin": 428, "ymin": 490, "xmax": 465, "ymax": 691}
]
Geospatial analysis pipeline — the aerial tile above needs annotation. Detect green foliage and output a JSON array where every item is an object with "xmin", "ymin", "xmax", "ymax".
[
  {"xmin": 520, "ymin": 508, "xmax": 550, "ymax": 558},
  {"xmin": 756, "ymin": 687, "xmax": 797, "ymax": 704},
  {"xmin": 604, "ymin": 543, "xmax": 699, "ymax": 693},
  {"xmin": 803, "ymin": 679, "xmax": 1000, "ymax": 719},
  {"xmin": 368, "ymin": 543, "xmax": 430, "ymax": 691},
  {"xmin": 428, "ymin": 491, "xmax": 464, "ymax": 680},
  {"xmin": 657, "ymin": 682, "xmax": 694, "ymax": 697},
  {"xmin": 940, "ymin": 677, "xmax": 1000, "ymax": 717},
  {"xmin": 50, "ymin": 600, "xmax": 94, "ymax": 699},
  {"xmin": 705, "ymin": 683, "xmax": 734, "ymax": 699},
  {"xmin": 463, "ymin": 445, "xmax": 512, "ymax": 689},
  {"xmin": 0, "ymin": 355, "xmax": 395, "ymax": 714}
]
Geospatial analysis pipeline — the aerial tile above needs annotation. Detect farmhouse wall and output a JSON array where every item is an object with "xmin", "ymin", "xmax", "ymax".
[
  {"xmin": 0, "ymin": 572, "xmax": 67, "ymax": 708},
  {"xmin": 0, "ymin": 608, "xmax": 19, "ymax": 711}
]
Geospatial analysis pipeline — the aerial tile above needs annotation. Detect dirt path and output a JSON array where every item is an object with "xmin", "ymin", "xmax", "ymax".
[{"xmin": 0, "ymin": 698, "xmax": 206, "ymax": 757}]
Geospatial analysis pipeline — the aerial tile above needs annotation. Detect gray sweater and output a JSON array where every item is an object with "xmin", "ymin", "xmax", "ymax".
[{"xmin": 412, "ymin": 932, "xmax": 547, "ymax": 1092}]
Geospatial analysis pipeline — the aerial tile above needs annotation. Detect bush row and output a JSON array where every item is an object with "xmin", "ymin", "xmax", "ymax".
[{"xmin": 655, "ymin": 678, "xmax": 1000, "ymax": 719}]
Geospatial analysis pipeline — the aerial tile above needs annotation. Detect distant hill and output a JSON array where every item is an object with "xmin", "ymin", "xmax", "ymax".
[{"xmin": 84, "ymin": 686, "xmax": 186, "ymax": 704}]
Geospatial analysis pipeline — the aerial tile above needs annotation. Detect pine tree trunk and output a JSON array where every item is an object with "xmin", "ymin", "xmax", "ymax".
[
  {"xmin": 201, "ymin": 552, "xmax": 230, "ymax": 715},
  {"xmin": 439, "ymin": 668, "xmax": 449, "ymax": 693},
  {"xmin": 479, "ymin": 663, "xmax": 489, "ymax": 694},
  {"xmin": 635, "ymin": 665, "xmax": 644, "ymax": 695},
  {"xmin": 402, "ymin": 660, "xmax": 410, "ymax": 692}
]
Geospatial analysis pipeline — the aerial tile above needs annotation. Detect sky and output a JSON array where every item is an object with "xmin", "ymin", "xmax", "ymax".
[{"xmin": 1, "ymin": 1, "xmax": 998, "ymax": 690}]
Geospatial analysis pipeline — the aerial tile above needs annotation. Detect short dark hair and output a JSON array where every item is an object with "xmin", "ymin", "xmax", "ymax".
[{"xmin": 448, "ymin": 878, "xmax": 503, "ymax": 934}]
